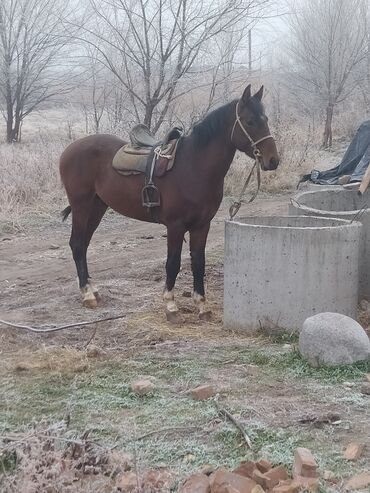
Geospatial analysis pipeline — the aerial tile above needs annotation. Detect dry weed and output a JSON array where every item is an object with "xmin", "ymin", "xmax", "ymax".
[
  {"xmin": 0, "ymin": 420, "xmax": 176, "ymax": 493},
  {"xmin": 0, "ymin": 136, "xmax": 67, "ymax": 227},
  {"xmin": 224, "ymin": 122, "xmax": 321, "ymax": 197},
  {"xmin": 1, "ymin": 346, "xmax": 91, "ymax": 374},
  {"xmin": 0, "ymin": 422, "xmax": 133, "ymax": 493},
  {"xmin": 0, "ymin": 115, "xmax": 350, "ymax": 227}
]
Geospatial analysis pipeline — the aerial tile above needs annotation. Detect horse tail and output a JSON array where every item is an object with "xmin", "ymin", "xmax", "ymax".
[{"xmin": 61, "ymin": 205, "xmax": 72, "ymax": 221}]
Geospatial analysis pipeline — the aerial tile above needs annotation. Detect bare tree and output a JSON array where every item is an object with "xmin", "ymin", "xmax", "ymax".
[
  {"xmin": 81, "ymin": 0, "xmax": 270, "ymax": 134},
  {"xmin": 0, "ymin": 0, "xmax": 76, "ymax": 143},
  {"xmin": 170, "ymin": 26, "xmax": 251, "ymax": 132},
  {"xmin": 287, "ymin": 0, "xmax": 369, "ymax": 147},
  {"xmin": 357, "ymin": 30, "xmax": 370, "ymax": 114},
  {"xmin": 80, "ymin": 49, "xmax": 113, "ymax": 134}
]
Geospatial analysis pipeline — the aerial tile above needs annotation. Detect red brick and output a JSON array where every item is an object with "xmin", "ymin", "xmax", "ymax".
[
  {"xmin": 344, "ymin": 442, "xmax": 365, "ymax": 461},
  {"xmin": 264, "ymin": 466, "xmax": 289, "ymax": 489},
  {"xmin": 251, "ymin": 486, "xmax": 265, "ymax": 493},
  {"xmin": 211, "ymin": 469, "xmax": 257, "ymax": 493},
  {"xmin": 213, "ymin": 486, "xmax": 239, "ymax": 493},
  {"xmin": 272, "ymin": 480, "xmax": 300, "ymax": 493},
  {"xmin": 233, "ymin": 461, "xmax": 256, "ymax": 479},
  {"xmin": 344, "ymin": 472, "xmax": 370, "ymax": 491},
  {"xmin": 252, "ymin": 469, "xmax": 268, "ymax": 489},
  {"xmin": 256, "ymin": 459, "xmax": 272, "ymax": 474},
  {"xmin": 131, "ymin": 379, "xmax": 155, "ymax": 395},
  {"xmin": 178, "ymin": 473, "xmax": 210, "ymax": 493},
  {"xmin": 209, "ymin": 468, "xmax": 227, "ymax": 489},
  {"xmin": 189, "ymin": 385, "xmax": 216, "ymax": 400},
  {"xmin": 116, "ymin": 472, "xmax": 138, "ymax": 491},
  {"xmin": 141, "ymin": 469, "xmax": 172, "ymax": 490},
  {"xmin": 199, "ymin": 465, "xmax": 215, "ymax": 476},
  {"xmin": 293, "ymin": 448, "xmax": 319, "ymax": 478},
  {"xmin": 294, "ymin": 476, "xmax": 320, "ymax": 492}
]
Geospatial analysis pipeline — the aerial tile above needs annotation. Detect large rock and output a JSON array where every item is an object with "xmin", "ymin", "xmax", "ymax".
[{"xmin": 299, "ymin": 313, "xmax": 370, "ymax": 367}]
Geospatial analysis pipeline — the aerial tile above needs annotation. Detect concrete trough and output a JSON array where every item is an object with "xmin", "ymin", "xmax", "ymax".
[
  {"xmin": 290, "ymin": 188, "xmax": 370, "ymax": 299},
  {"xmin": 224, "ymin": 216, "xmax": 361, "ymax": 333}
]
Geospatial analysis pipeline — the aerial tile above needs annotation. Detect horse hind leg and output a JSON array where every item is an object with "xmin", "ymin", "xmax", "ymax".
[
  {"xmin": 163, "ymin": 224, "xmax": 185, "ymax": 323},
  {"xmin": 69, "ymin": 195, "xmax": 107, "ymax": 308},
  {"xmin": 190, "ymin": 223, "xmax": 212, "ymax": 320},
  {"xmin": 69, "ymin": 201, "xmax": 95, "ymax": 308},
  {"xmin": 84, "ymin": 195, "xmax": 108, "ymax": 303}
]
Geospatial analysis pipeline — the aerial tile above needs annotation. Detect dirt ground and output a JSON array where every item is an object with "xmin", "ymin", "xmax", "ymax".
[
  {"xmin": 0, "ymin": 194, "xmax": 290, "ymax": 349},
  {"xmin": 1, "ymin": 194, "xmax": 369, "ymax": 492}
]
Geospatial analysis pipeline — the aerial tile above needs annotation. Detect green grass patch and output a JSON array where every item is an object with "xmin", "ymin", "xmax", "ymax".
[
  {"xmin": 2, "ymin": 346, "xmax": 367, "ymax": 436},
  {"xmin": 220, "ymin": 346, "xmax": 370, "ymax": 384},
  {"xmin": 0, "ymin": 450, "xmax": 17, "ymax": 475},
  {"xmin": 131, "ymin": 423, "xmax": 307, "ymax": 477},
  {"xmin": 0, "ymin": 355, "xmax": 212, "ymax": 437},
  {"xmin": 266, "ymin": 332, "xmax": 299, "ymax": 344},
  {"xmin": 1, "ymin": 341, "xmax": 369, "ymax": 481},
  {"xmin": 208, "ymin": 426, "xmax": 302, "ymax": 469},
  {"xmin": 269, "ymin": 350, "xmax": 370, "ymax": 383}
]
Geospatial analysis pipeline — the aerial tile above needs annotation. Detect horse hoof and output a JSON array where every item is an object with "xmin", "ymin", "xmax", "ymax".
[
  {"xmin": 93, "ymin": 291, "xmax": 101, "ymax": 302},
  {"xmin": 166, "ymin": 309, "xmax": 182, "ymax": 324},
  {"xmin": 83, "ymin": 298, "xmax": 98, "ymax": 309},
  {"xmin": 199, "ymin": 310, "xmax": 212, "ymax": 321}
]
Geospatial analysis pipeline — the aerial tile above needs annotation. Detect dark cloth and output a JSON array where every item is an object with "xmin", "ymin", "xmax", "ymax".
[{"xmin": 301, "ymin": 120, "xmax": 370, "ymax": 185}]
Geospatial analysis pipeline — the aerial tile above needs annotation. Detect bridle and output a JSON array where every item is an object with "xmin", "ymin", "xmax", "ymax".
[
  {"xmin": 229, "ymin": 100, "xmax": 274, "ymax": 220},
  {"xmin": 231, "ymin": 100, "xmax": 273, "ymax": 153}
]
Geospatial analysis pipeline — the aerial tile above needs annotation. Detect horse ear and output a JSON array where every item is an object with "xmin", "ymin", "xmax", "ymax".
[
  {"xmin": 254, "ymin": 86, "xmax": 264, "ymax": 101},
  {"xmin": 241, "ymin": 84, "xmax": 251, "ymax": 103}
]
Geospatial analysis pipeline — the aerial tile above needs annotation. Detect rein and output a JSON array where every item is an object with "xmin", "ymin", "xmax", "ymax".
[{"xmin": 229, "ymin": 100, "xmax": 273, "ymax": 220}]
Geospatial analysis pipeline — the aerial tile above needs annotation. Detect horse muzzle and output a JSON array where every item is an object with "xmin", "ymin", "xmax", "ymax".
[
  {"xmin": 260, "ymin": 155, "xmax": 279, "ymax": 171},
  {"xmin": 267, "ymin": 156, "xmax": 280, "ymax": 170}
]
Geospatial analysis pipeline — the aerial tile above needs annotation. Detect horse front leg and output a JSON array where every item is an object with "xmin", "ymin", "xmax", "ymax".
[
  {"xmin": 190, "ymin": 223, "xmax": 212, "ymax": 320},
  {"xmin": 163, "ymin": 224, "xmax": 186, "ymax": 323}
]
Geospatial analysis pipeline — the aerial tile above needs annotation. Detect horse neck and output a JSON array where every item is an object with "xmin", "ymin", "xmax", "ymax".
[
  {"xmin": 189, "ymin": 113, "xmax": 237, "ymax": 181},
  {"xmin": 209, "ymin": 135, "xmax": 236, "ymax": 180}
]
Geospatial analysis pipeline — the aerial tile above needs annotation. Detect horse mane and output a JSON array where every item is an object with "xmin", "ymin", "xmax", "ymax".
[
  {"xmin": 191, "ymin": 97, "xmax": 264, "ymax": 147},
  {"xmin": 191, "ymin": 101, "xmax": 234, "ymax": 147}
]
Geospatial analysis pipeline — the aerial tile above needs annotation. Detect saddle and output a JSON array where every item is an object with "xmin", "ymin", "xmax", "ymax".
[
  {"xmin": 112, "ymin": 124, "xmax": 183, "ymax": 177},
  {"xmin": 112, "ymin": 124, "xmax": 183, "ymax": 214}
]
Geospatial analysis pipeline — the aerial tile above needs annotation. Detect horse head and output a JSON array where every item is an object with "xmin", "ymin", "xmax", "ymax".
[{"xmin": 231, "ymin": 84, "xmax": 280, "ymax": 171}]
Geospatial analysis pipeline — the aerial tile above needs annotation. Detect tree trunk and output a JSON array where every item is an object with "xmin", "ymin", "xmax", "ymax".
[
  {"xmin": 5, "ymin": 75, "xmax": 21, "ymax": 143},
  {"xmin": 6, "ymin": 97, "xmax": 14, "ymax": 143},
  {"xmin": 322, "ymin": 103, "xmax": 334, "ymax": 148},
  {"xmin": 6, "ymin": 105, "xmax": 22, "ymax": 143},
  {"xmin": 144, "ymin": 102, "xmax": 155, "ymax": 131},
  {"xmin": 12, "ymin": 116, "xmax": 22, "ymax": 143},
  {"xmin": 93, "ymin": 108, "xmax": 100, "ymax": 133},
  {"xmin": 6, "ymin": 121, "xmax": 13, "ymax": 144},
  {"xmin": 248, "ymin": 29, "xmax": 252, "ymax": 75}
]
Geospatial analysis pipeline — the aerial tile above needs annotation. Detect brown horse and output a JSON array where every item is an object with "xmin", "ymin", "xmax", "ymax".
[{"xmin": 59, "ymin": 84, "xmax": 279, "ymax": 321}]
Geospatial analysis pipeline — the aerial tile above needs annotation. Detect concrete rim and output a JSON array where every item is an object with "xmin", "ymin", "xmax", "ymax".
[
  {"xmin": 292, "ymin": 190, "xmax": 370, "ymax": 217},
  {"xmin": 225, "ymin": 215, "xmax": 362, "ymax": 231}
]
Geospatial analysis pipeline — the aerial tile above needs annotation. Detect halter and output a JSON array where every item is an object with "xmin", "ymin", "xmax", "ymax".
[
  {"xmin": 231, "ymin": 100, "xmax": 273, "ymax": 153},
  {"xmin": 229, "ymin": 100, "xmax": 274, "ymax": 220}
]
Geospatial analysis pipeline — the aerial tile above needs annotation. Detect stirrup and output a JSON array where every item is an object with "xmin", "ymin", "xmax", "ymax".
[{"xmin": 142, "ymin": 183, "xmax": 161, "ymax": 208}]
